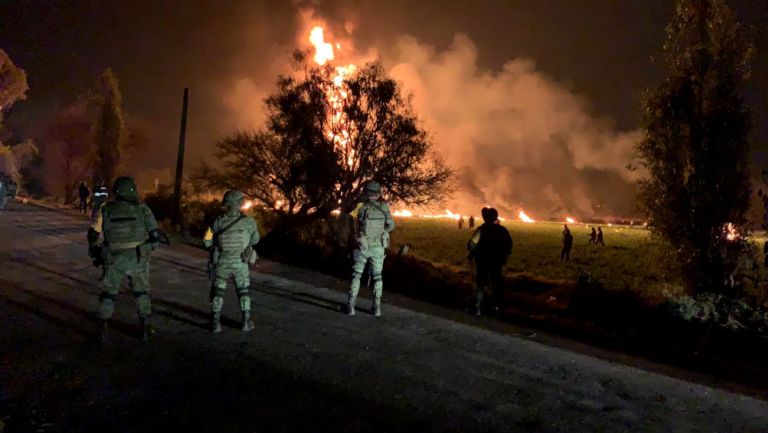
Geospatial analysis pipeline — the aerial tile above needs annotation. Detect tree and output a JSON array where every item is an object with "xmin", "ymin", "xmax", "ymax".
[
  {"xmin": 43, "ymin": 96, "xmax": 97, "ymax": 203},
  {"xmin": 636, "ymin": 0, "xmax": 753, "ymax": 294},
  {"xmin": 91, "ymin": 68, "xmax": 126, "ymax": 188},
  {"xmin": 0, "ymin": 48, "xmax": 28, "ymax": 126},
  {"xmin": 195, "ymin": 52, "xmax": 453, "ymax": 225}
]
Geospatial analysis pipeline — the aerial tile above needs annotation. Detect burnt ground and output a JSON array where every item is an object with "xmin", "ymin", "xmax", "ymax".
[{"xmin": 1, "ymin": 201, "xmax": 767, "ymax": 433}]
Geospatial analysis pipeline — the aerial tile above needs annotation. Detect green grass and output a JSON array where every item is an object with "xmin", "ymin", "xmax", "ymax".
[{"xmin": 389, "ymin": 218, "xmax": 684, "ymax": 299}]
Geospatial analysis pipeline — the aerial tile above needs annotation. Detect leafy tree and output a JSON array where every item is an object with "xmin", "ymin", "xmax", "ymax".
[
  {"xmin": 195, "ymin": 52, "xmax": 452, "ymax": 225},
  {"xmin": 91, "ymin": 68, "xmax": 126, "ymax": 188},
  {"xmin": 0, "ymin": 48, "xmax": 28, "ymax": 126},
  {"xmin": 43, "ymin": 96, "xmax": 96, "ymax": 203},
  {"xmin": 637, "ymin": 0, "xmax": 753, "ymax": 294}
]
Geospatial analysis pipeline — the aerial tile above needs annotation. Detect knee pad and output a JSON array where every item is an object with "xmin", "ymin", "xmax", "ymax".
[
  {"xmin": 211, "ymin": 296, "xmax": 224, "ymax": 312},
  {"xmin": 236, "ymin": 287, "xmax": 250, "ymax": 298}
]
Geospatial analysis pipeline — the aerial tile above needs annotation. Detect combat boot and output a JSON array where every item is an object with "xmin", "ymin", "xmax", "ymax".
[
  {"xmin": 241, "ymin": 311, "xmax": 255, "ymax": 332},
  {"xmin": 346, "ymin": 295, "xmax": 357, "ymax": 316},
  {"xmin": 372, "ymin": 299, "xmax": 381, "ymax": 317},
  {"xmin": 212, "ymin": 312, "xmax": 222, "ymax": 333},
  {"xmin": 139, "ymin": 316, "xmax": 154, "ymax": 341}
]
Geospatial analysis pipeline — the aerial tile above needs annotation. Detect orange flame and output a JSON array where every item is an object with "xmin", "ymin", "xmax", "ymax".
[
  {"xmin": 308, "ymin": 26, "xmax": 357, "ymax": 169},
  {"xmin": 393, "ymin": 209, "xmax": 414, "ymax": 217},
  {"xmin": 565, "ymin": 216, "xmax": 575, "ymax": 224},
  {"xmin": 241, "ymin": 200, "xmax": 254, "ymax": 210},
  {"xmin": 725, "ymin": 223, "xmax": 739, "ymax": 241},
  {"xmin": 518, "ymin": 210, "xmax": 535, "ymax": 223}
]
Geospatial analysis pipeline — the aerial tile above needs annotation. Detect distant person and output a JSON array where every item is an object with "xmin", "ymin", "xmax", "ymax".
[
  {"xmin": 0, "ymin": 177, "xmax": 7, "ymax": 211},
  {"xmin": 589, "ymin": 227, "xmax": 597, "ymax": 244},
  {"xmin": 78, "ymin": 181, "xmax": 90, "ymax": 214},
  {"xmin": 467, "ymin": 207, "xmax": 513, "ymax": 317},
  {"xmin": 764, "ymin": 241, "xmax": 768, "ymax": 268},
  {"xmin": 458, "ymin": 216, "xmax": 464, "ymax": 230},
  {"xmin": 597, "ymin": 227, "xmax": 606, "ymax": 246},
  {"xmin": 468, "ymin": 215, "xmax": 475, "ymax": 229},
  {"xmin": 91, "ymin": 180, "xmax": 109, "ymax": 218},
  {"xmin": 561, "ymin": 224, "xmax": 573, "ymax": 262}
]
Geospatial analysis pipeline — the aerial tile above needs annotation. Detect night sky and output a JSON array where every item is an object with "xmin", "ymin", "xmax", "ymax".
[{"xmin": 1, "ymin": 0, "xmax": 766, "ymax": 213}]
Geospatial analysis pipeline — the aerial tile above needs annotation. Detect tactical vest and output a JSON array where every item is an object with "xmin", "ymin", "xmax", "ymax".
[
  {"xmin": 102, "ymin": 201, "xmax": 147, "ymax": 250},
  {"xmin": 359, "ymin": 201, "xmax": 389, "ymax": 248},
  {"xmin": 215, "ymin": 214, "xmax": 250, "ymax": 260}
]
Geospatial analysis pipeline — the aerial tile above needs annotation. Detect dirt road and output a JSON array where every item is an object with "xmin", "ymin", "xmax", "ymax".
[{"xmin": 1, "ymin": 202, "xmax": 766, "ymax": 432}]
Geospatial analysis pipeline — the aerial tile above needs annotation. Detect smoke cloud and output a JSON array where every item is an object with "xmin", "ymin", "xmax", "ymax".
[{"xmin": 221, "ymin": 9, "xmax": 643, "ymax": 219}]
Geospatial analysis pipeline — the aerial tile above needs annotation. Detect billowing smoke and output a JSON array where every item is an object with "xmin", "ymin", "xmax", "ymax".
[
  {"xmin": 222, "ymin": 9, "xmax": 643, "ymax": 219},
  {"xmin": 386, "ymin": 35, "xmax": 642, "ymax": 219}
]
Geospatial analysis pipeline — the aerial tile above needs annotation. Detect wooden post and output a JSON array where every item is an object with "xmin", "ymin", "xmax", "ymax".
[{"xmin": 172, "ymin": 87, "xmax": 189, "ymax": 224}]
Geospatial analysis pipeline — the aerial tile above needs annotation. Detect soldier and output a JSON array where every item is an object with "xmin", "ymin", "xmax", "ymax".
[
  {"xmin": 203, "ymin": 190, "xmax": 260, "ymax": 333},
  {"xmin": 78, "ymin": 181, "xmax": 90, "ymax": 214},
  {"xmin": 91, "ymin": 180, "xmax": 109, "ymax": 218},
  {"xmin": 347, "ymin": 181, "xmax": 395, "ymax": 317},
  {"xmin": 467, "ymin": 207, "xmax": 513, "ymax": 316},
  {"xmin": 597, "ymin": 226, "xmax": 606, "ymax": 246},
  {"xmin": 561, "ymin": 224, "xmax": 573, "ymax": 262},
  {"xmin": 87, "ymin": 176, "xmax": 161, "ymax": 341},
  {"xmin": 468, "ymin": 215, "xmax": 475, "ymax": 230}
]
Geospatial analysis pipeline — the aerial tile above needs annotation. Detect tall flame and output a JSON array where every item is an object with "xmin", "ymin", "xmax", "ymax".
[
  {"xmin": 308, "ymin": 26, "xmax": 357, "ymax": 169},
  {"xmin": 309, "ymin": 27, "xmax": 334, "ymax": 65}
]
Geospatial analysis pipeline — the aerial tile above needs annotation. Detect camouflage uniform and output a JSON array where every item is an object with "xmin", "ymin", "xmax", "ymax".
[
  {"xmin": 347, "ymin": 181, "xmax": 395, "ymax": 317},
  {"xmin": 203, "ymin": 190, "xmax": 260, "ymax": 332},
  {"xmin": 88, "ymin": 177, "xmax": 160, "ymax": 340}
]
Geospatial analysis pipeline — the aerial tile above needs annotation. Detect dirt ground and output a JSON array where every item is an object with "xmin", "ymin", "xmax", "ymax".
[{"xmin": 1, "ymin": 201, "xmax": 767, "ymax": 433}]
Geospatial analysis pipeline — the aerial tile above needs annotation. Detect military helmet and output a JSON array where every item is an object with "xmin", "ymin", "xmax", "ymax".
[
  {"xmin": 223, "ymin": 189, "xmax": 245, "ymax": 206},
  {"xmin": 113, "ymin": 176, "xmax": 138, "ymax": 199},
  {"xmin": 364, "ymin": 181, "xmax": 381, "ymax": 193}
]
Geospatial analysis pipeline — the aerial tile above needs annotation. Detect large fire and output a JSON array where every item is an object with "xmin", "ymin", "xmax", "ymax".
[{"xmin": 308, "ymin": 26, "xmax": 357, "ymax": 169}]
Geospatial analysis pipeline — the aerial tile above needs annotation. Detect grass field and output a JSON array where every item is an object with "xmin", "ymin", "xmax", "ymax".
[{"xmin": 389, "ymin": 218, "xmax": 685, "ymax": 300}]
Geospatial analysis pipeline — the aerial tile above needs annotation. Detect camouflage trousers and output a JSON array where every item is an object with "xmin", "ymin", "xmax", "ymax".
[
  {"xmin": 211, "ymin": 260, "xmax": 251, "ymax": 313},
  {"xmin": 98, "ymin": 250, "xmax": 152, "ymax": 320},
  {"xmin": 349, "ymin": 245, "xmax": 385, "ymax": 302}
]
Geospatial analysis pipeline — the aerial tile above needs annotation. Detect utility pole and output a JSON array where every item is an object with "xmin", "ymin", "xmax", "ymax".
[{"xmin": 172, "ymin": 87, "xmax": 189, "ymax": 224}]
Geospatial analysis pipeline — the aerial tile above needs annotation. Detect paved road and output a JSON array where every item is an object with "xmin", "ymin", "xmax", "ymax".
[{"xmin": 1, "ymin": 202, "xmax": 766, "ymax": 433}]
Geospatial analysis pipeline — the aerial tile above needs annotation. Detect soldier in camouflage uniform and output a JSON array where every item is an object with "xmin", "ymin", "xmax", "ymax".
[
  {"xmin": 87, "ymin": 177, "xmax": 161, "ymax": 341},
  {"xmin": 203, "ymin": 190, "xmax": 260, "ymax": 333},
  {"xmin": 347, "ymin": 181, "xmax": 395, "ymax": 317}
]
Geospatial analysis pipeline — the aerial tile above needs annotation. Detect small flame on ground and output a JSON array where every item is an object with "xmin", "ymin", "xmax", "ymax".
[
  {"xmin": 725, "ymin": 223, "xmax": 740, "ymax": 241},
  {"xmin": 241, "ymin": 200, "xmax": 253, "ymax": 210},
  {"xmin": 518, "ymin": 210, "xmax": 535, "ymax": 223},
  {"xmin": 565, "ymin": 217, "xmax": 576, "ymax": 224},
  {"xmin": 393, "ymin": 209, "xmax": 414, "ymax": 217}
]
